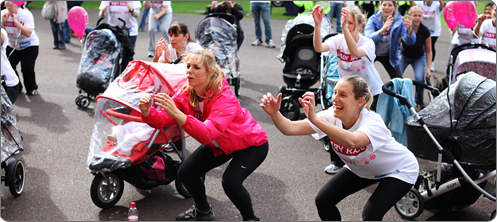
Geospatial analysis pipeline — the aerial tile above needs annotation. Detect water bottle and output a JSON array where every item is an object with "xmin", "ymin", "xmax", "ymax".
[{"xmin": 128, "ymin": 202, "xmax": 139, "ymax": 221}]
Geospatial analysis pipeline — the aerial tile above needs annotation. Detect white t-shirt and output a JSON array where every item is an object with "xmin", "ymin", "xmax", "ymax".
[
  {"xmin": 99, "ymin": 1, "xmax": 142, "ymax": 36},
  {"xmin": 324, "ymin": 34, "xmax": 383, "ymax": 96},
  {"xmin": 451, "ymin": 23, "xmax": 480, "ymax": 45},
  {"xmin": 150, "ymin": 1, "xmax": 172, "ymax": 15},
  {"xmin": 0, "ymin": 8, "xmax": 39, "ymax": 50},
  {"xmin": 306, "ymin": 108, "xmax": 419, "ymax": 184},
  {"xmin": 480, "ymin": 19, "xmax": 496, "ymax": 49},
  {"xmin": 416, "ymin": 1, "xmax": 441, "ymax": 37},
  {"xmin": 159, "ymin": 41, "xmax": 203, "ymax": 63},
  {"xmin": 1, "ymin": 28, "xmax": 18, "ymax": 87}
]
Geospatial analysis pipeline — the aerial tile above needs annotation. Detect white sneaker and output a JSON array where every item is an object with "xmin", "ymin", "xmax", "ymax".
[
  {"xmin": 430, "ymin": 62, "xmax": 435, "ymax": 72},
  {"xmin": 251, "ymin": 39, "xmax": 262, "ymax": 46},
  {"xmin": 324, "ymin": 163, "xmax": 342, "ymax": 174},
  {"xmin": 267, "ymin": 39, "xmax": 275, "ymax": 48}
]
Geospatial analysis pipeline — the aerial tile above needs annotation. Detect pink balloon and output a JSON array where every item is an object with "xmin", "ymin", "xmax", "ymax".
[
  {"xmin": 453, "ymin": 1, "xmax": 477, "ymax": 29},
  {"xmin": 443, "ymin": 1, "xmax": 459, "ymax": 30},
  {"xmin": 67, "ymin": 6, "xmax": 89, "ymax": 39},
  {"xmin": 11, "ymin": 1, "xmax": 25, "ymax": 6}
]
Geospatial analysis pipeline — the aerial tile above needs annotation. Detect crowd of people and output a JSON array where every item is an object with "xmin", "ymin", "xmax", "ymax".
[{"xmin": 1, "ymin": 1, "xmax": 496, "ymax": 221}]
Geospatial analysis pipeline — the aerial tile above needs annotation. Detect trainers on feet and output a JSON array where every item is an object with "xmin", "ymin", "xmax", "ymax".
[
  {"xmin": 176, "ymin": 205, "xmax": 215, "ymax": 221},
  {"xmin": 148, "ymin": 53, "xmax": 154, "ymax": 58},
  {"xmin": 251, "ymin": 39, "xmax": 262, "ymax": 46},
  {"xmin": 26, "ymin": 89, "xmax": 38, "ymax": 95},
  {"xmin": 324, "ymin": 163, "xmax": 342, "ymax": 174},
  {"xmin": 266, "ymin": 39, "xmax": 275, "ymax": 48}
]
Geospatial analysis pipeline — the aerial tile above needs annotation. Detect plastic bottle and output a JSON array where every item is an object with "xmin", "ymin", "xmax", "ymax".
[{"xmin": 128, "ymin": 202, "xmax": 139, "ymax": 221}]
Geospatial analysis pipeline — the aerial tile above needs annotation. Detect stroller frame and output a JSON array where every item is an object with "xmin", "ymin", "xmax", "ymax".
[{"xmin": 382, "ymin": 80, "xmax": 496, "ymax": 219}]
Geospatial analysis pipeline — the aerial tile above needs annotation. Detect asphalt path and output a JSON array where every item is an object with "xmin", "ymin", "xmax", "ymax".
[{"xmin": 1, "ymin": 7, "xmax": 495, "ymax": 221}]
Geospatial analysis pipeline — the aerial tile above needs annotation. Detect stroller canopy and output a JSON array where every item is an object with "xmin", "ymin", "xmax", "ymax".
[
  {"xmin": 406, "ymin": 72, "xmax": 496, "ymax": 168},
  {"xmin": 196, "ymin": 16, "xmax": 238, "ymax": 77},
  {"xmin": 277, "ymin": 12, "xmax": 333, "ymax": 60},
  {"xmin": 1, "ymin": 86, "xmax": 23, "ymax": 162}
]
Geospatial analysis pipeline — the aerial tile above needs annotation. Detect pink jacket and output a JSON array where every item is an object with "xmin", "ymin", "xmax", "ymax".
[{"xmin": 142, "ymin": 79, "xmax": 268, "ymax": 156}]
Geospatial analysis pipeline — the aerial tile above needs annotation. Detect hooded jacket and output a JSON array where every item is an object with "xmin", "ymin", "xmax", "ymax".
[
  {"xmin": 365, "ymin": 10, "xmax": 416, "ymax": 68},
  {"xmin": 142, "ymin": 79, "xmax": 268, "ymax": 156}
]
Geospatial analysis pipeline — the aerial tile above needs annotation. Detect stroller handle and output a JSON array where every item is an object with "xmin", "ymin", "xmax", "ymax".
[
  {"xmin": 96, "ymin": 18, "xmax": 127, "ymax": 28},
  {"xmin": 382, "ymin": 80, "xmax": 440, "ymax": 108}
]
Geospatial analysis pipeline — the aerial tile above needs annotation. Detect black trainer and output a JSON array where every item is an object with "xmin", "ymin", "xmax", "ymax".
[{"xmin": 176, "ymin": 205, "xmax": 215, "ymax": 221}]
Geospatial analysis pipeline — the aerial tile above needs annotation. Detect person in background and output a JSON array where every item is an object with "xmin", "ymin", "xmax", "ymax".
[
  {"xmin": 326, "ymin": 1, "xmax": 344, "ymax": 33},
  {"xmin": 153, "ymin": 21, "xmax": 202, "ymax": 64},
  {"xmin": 398, "ymin": 1, "xmax": 411, "ymax": 16},
  {"xmin": 399, "ymin": 6, "xmax": 432, "ymax": 110},
  {"xmin": 138, "ymin": 1, "xmax": 160, "ymax": 32},
  {"xmin": 474, "ymin": 3, "xmax": 496, "ymax": 49},
  {"xmin": 356, "ymin": 1, "xmax": 376, "ymax": 18},
  {"xmin": 140, "ymin": 49, "xmax": 268, "ymax": 221},
  {"xmin": 294, "ymin": 1, "xmax": 330, "ymax": 15},
  {"xmin": 250, "ymin": 1, "xmax": 275, "ymax": 48},
  {"xmin": 365, "ymin": 1, "xmax": 415, "ymax": 79},
  {"xmin": 1, "ymin": 1, "xmax": 39, "ymax": 95},
  {"xmin": 48, "ymin": 1, "xmax": 67, "ymax": 50},
  {"xmin": 144, "ymin": 1, "xmax": 172, "ymax": 58},
  {"xmin": 259, "ymin": 75, "xmax": 419, "ymax": 221},
  {"xmin": 99, "ymin": 1, "xmax": 141, "ymax": 61},
  {"xmin": 1, "ymin": 28, "xmax": 20, "ymax": 103},
  {"xmin": 64, "ymin": 1, "xmax": 83, "ymax": 41},
  {"xmin": 484, "ymin": 2, "xmax": 495, "ymax": 20},
  {"xmin": 413, "ymin": 1, "xmax": 445, "ymax": 72}
]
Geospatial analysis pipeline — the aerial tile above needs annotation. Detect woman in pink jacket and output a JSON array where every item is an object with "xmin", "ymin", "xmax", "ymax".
[{"xmin": 139, "ymin": 49, "xmax": 268, "ymax": 221}]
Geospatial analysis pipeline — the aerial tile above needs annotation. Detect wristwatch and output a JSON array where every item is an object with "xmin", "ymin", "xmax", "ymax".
[{"xmin": 129, "ymin": 8, "xmax": 134, "ymax": 13}]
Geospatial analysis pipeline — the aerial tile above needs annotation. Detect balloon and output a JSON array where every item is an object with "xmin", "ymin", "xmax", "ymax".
[
  {"xmin": 10, "ymin": 1, "xmax": 25, "ymax": 6},
  {"xmin": 453, "ymin": 1, "xmax": 477, "ymax": 29},
  {"xmin": 443, "ymin": 1, "xmax": 459, "ymax": 30},
  {"xmin": 67, "ymin": 6, "xmax": 89, "ymax": 39}
]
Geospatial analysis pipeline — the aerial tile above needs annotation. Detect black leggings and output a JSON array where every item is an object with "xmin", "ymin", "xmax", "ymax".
[
  {"xmin": 431, "ymin": 36, "xmax": 438, "ymax": 61},
  {"xmin": 375, "ymin": 55, "xmax": 403, "ymax": 79},
  {"xmin": 315, "ymin": 168, "xmax": 413, "ymax": 221},
  {"xmin": 6, "ymin": 46, "xmax": 39, "ymax": 92},
  {"xmin": 177, "ymin": 142, "xmax": 268, "ymax": 221}
]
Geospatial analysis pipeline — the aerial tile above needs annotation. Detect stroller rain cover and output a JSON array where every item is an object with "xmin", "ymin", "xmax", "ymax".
[
  {"xmin": 1, "ymin": 86, "xmax": 23, "ymax": 163},
  {"xmin": 88, "ymin": 61, "xmax": 188, "ymax": 172},
  {"xmin": 405, "ymin": 72, "xmax": 496, "ymax": 168}
]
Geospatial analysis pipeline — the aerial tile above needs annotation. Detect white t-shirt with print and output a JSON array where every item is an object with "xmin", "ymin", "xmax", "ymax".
[
  {"xmin": 306, "ymin": 108, "xmax": 419, "ymax": 184},
  {"xmin": 150, "ymin": 1, "xmax": 172, "ymax": 15},
  {"xmin": 0, "ymin": 8, "xmax": 39, "ymax": 50},
  {"xmin": 480, "ymin": 19, "xmax": 496, "ymax": 49},
  {"xmin": 1, "ymin": 28, "xmax": 18, "ymax": 87},
  {"xmin": 451, "ymin": 23, "xmax": 480, "ymax": 45},
  {"xmin": 159, "ymin": 41, "xmax": 203, "ymax": 63},
  {"xmin": 416, "ymin": 1, "xmax": 441, "ymax": 37},
  {"xmin": 99, "ymin": 1, "xmax": 142, "ymax": 36},
  {"xmin": 324, "ymin": 34, "xmax": 383, "ymax": 96}
]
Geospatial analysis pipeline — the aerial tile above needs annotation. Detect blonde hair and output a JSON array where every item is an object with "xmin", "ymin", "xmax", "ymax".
[
  {"xmin": 340, "ymin": 75, "xmax": 373, "ymax": 111},
  {"xmin": 182, "ymin": 49, "xmax": 224, "ymax": 108},
  {"xmin": 408, "ymin": 6, "xmax": 423, "ymax": 15},
  {"xmin": 346, "ymin": 6, "xmax": 367, "ymax": 32}
]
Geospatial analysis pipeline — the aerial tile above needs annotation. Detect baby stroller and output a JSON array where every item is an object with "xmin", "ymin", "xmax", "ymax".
[
  {"xmin": 1, "ymin": 83, "xmax": 25, "ymax": 197},
  {"xmin": 382, "ymin": 72, "xmax": 496, "ymax": 220},
  {"xmin": 196, "ymin": 12, "xmax": 241, "ymax": 97},
  {"xmin": 75, "ymin": 18, "xmax": 133, "ymax": 108},
  {"xmin": 87, "ymin": 60, "xmax": 192, "ymax": 208},
  {"xmin": 439, "ymin": 43, "xmax": 496, "ymax": 92},
  {"xmin": 276, "ymin": 12, "xmax": 334, "ymax": 120}
]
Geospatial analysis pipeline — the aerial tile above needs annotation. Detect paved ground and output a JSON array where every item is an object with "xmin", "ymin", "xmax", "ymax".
[{"xmin": 1, "ymin": 7, "xmax": 495, "ymax": 221}]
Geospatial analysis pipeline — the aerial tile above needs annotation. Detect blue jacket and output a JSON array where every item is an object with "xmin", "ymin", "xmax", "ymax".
[
  {"xmin": 376, "ymin": 78, "xmax": 414, "ymax": 147},
  {"xmin": 365, "ymin": 10, "xmax": 416, "ymax": 68}
]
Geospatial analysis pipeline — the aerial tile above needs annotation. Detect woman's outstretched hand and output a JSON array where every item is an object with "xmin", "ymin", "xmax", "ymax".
[
  {"xmin": 259, "ymin": 92, "xmax": 282, "ymax": 116},
  {"xmin": 312, "ymin": 5, "xmax": 324, "ymax": 26},
  {"xmin": 139, "ymin": 94, "xmax": 153, "ymax": 117},
  {"xmin": 299, "ymin": 92, "xmax": 317, "ymax": 121}
]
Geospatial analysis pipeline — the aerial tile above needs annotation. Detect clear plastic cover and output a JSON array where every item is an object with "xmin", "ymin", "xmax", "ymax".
[
  {"xmin": 1, "ymin": 86, "xmax": 23, "ymax": 163},
  {"xmin": 452, "ymin": 48, "xmax": 496, "ymax": 83},
  {"xmin": 405, "ymin": 72, "xmax": 496, "ymax": 167},
  {"xmin": 195, "ymin": 17, "xmax": 238, "ymax": 79},
  {"xmin": 76, "ymin": 29, "xmax": 121, "ymax": 94},
  {"xmin": 277, "ymin": 12, "xmax": 333, "ymax": 60},
  {"xmin": 87, "ymin": 61, "xmax": 188, "ymax": 172}
]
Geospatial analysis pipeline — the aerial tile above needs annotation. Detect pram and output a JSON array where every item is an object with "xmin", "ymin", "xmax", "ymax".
[
  {"xmin": 196, "ymin": 12, "xmax": 241, "ymax": 97},
  {"xmin": 87, "ymin": 60, "xmax": 192, "ymax": 208},
  {"xmin": 75, "ymin": 18, "xmax": 133, "ymax": 108},
  {"xmin": 439, "ymin": 43, "xmax": 496, "ymax": 92},
  {"xmin": 276, "ymin": 12, "xmax": 334, "ymax": 120},
  {"xmin": 382, "ymin": 72, "xmax": 496, "ymax": 220},
  {"xmin": 1, "ymin": 83, "xmax": 25, "ymax": 197}
]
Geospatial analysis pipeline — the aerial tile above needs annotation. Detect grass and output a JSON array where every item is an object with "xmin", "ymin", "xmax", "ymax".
[{"xmin": 26, "ymin": 1, "xmax": 493, "ymax": 24}]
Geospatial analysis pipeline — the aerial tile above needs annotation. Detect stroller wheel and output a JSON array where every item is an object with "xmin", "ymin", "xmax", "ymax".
[
  {"xmin": 79, "ymin": 97, "xmax": 91, "ymax": 108},
  {"xmin": 322, "ymin": 136, "xmax": 331, "ymax": 152},
  {"xmin": 6, "ymin": 158, "xmax": 24, "ymax": 197},
  {"xmin": 280, "ymin": 97, "xmax": 300, "ymax": 121},
  {"xmin": 278, "ymin": 85, "xmax": 287, "ymax": 97},
  {"xmin": 394, "ymin": 188, "xmax": 424, "ymax": 220},
  {"xmin": 75, "ymin": 95, "xmax": 84, "ymax": 106},
  {"xmin": 90, "ymin": 172, "xmax": 124, "ymax": 208}
]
